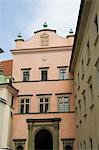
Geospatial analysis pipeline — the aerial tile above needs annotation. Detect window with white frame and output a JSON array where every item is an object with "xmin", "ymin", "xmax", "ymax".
[
  {"xmin": 19, "ymin": 98, "xmax": 30, "ymax": 113},
  {"xmin": 58, "ymin": 96, "xmax": 69, "ymax": 112},
  {"xmin": 23, "ymin": 71, "xmax": 29, "ymax": 81},
  {"xmin": 59, "ymin": 68, "xmax": 67, "ymax": 80},
  {"xmin": 39, "ymin": 97, "xmax": 50, "ymax": 113},
  {"xmin": 41, "ymin": 70, "xmax": 48, "ymax": 81}
]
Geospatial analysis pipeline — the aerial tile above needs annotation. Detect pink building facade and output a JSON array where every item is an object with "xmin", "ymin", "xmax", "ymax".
[{"xmin": 11, "ymin": 28, "xmax": 76, "ymax": 150}]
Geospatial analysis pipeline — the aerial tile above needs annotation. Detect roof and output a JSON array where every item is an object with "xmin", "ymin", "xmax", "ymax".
[
  {"xmin": 34, "ymin": 28, "xmax": 56, "ymax": 34},
  {"xmin": 0, "ymin": 60, "xmax": 13, "ymax": 76}
]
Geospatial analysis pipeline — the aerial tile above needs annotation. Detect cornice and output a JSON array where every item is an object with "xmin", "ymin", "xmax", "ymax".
[{"xmin": 10, "ymin": 45, "xmax": 72, "ymax": 54}]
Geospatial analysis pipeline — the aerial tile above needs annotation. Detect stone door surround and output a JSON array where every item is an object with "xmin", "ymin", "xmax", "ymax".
[{"xmin": 26, "ymin": 118, "xmax": 61, "ymax": 150}]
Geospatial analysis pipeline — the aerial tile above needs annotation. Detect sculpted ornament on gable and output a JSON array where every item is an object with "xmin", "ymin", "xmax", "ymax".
[{"xmin": 40, "ymin": 33, "xmax": 49, "ymax": 46}]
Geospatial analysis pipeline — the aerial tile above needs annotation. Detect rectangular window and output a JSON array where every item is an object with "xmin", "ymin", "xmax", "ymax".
[
  {"xmin": 90, "ymin": 84, "xmax": 93, "ymax": 102},
  {"xmin": 90, "ymin": 138, "xmax": 93, "ymax": 150},
  {"xmin": 84, "ymin": 141, "xmax": 86, "ymax": 150},
  {"xmin": 87, "ymin": 41, "xmax": 91, "ymax": 65},
  {"xmin": 59, "ymin": 68, "xmax": 67, "ymax": 80},
  {"xmin": 41, "ymin": 70, "xmax": 47, "ymax": 81},
  {"xmin": 23, "ymin": 71, "xmax": 29, "ymax": 81},
  {"xmin": 20, "ymin": 98, "xmax": 30, "ymax": 113},
  {"xmin": 58, "ymin": 96, "xmax": 69, "ymax": 112},
  {"xmin": 95, "ymin": 57, "xmax": 99, "ymax": 89},
  {"xmin": 94, "ymin": 14, "xmax": 98, "ymax": 34},
  {"xmin": 81, "ymin": 60, "xmax": 84, "ymax": 79},
  {"xmin": 87, "ymin": 76, "xmax": 94, "ymax": 108},
  {"xmin": 39, "ymin": 97, "xmax": 49, "ymax": 113},
  {"xmin": 95, "ymin": 57, "xmax": 99, "ymax": 73},
  {"xmin": 82, "ymin": 90, "xmax": 87, "ymax": 116},
  {"xmin": 78, "ymin": 73, "xmax": 80, "ymax": 90},
  {"xmin": 87, "ymin": 41, "xmax": 90, "ymax": 58}
]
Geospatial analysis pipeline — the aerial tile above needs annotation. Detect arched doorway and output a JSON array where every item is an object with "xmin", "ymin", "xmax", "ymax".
[
  {"xmin": 35, "ymin": 129, "xmax": 53, "ymax": 150},
  {"xmin": 17, "ymin": 145, "xmax": 23, "ymax": 150},
  {"xmin": 65, "ymin": 145, "xmax": 72, "ymax": 150}
]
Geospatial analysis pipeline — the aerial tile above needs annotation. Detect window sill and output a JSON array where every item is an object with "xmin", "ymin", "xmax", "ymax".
[
  {"xmin": 23, "ymin": 80, "xmax": 29, "ymax": 82},
  {"xmin": 94, "ymin": 34, "xmax": 99, "ymax": 46}
]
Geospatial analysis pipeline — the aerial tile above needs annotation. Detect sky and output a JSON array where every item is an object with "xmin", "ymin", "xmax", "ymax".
[{"xmin": 0, "ymin": 0, "xmax": 81, "ymax": 61}]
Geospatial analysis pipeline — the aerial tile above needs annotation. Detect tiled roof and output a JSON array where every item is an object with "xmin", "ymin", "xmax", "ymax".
[{"xmin": 0, "ymin": 60, "xmax": 13, "ymax": 76}]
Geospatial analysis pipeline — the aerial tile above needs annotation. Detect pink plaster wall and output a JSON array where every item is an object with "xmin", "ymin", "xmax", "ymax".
[{"xmin": 12, "ymin": 29, "xmax": 76, "ymax": 150}]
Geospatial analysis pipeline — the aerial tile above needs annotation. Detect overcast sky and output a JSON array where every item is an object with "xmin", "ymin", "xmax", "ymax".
[{"xmin": 0, "ymin": 0, "xmax": 81, "ymax": 60}]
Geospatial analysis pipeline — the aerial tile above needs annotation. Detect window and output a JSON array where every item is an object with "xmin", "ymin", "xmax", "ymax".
[
  {"xmin": 82, "ymin": 90, "xmax": 87, "ymax": 116},
  {"xmin": 95, "ymin": 56, "xmax": 99, "ymax": 73},
  {"xmin": 23, "ymin": 71, "xmax": 29, "ymax": 81},
  {"xmin": 59, "ymin": 68, "xmax": 67, "ymax": 80},
  {"xmin": 13, "ymin": 139, "xmax": 26, "ymax": 150},
  {"xmin": 95, "ymin": 57, "xmax": 99, "ymax": 89},
  {"xmin": 78, "ymin": 73, "xmax": 80, "ymax": 90},
  {"xmin": 87, "ymin": 76, "xmax": 94, "ymax": 108},
  {"xmin": 90, "ymin": 138, "xmax": 93, "ymax": 150},
  {"xmin": 41, "ymin": 70, "xmax": 47, "ymax": 81},
  {"xmin": 86, "ymin": 41, "xmax": 91, "ymax": 65},
  {"xmin": 78, "ymin": 99, "xmax": 81, "ymax": 122},
  {"xmin": 90, "ymin": 84, "xmax": 93, "ymax": 102},
  {"xmin": 84, "ymin": 141, "xmax": 86, "ymax": 150},
  {"xmin": 17, "ymin": 146, "xmax": 23, "ymax": 150},
  {"xmin": 40, "ymin": 33, "xmax": 49, "ymax": 46},
  {"xmin": 20, "ymin": 98, "xmax": 30, "ymax": 113},
  {"xmin": 80, "ymin": 143, "xmax": 82, "ymax": 150},
  {"xmin": 62, "ymin": 139, "xmax": 74, "ymax": 150},
  {"xmin": 94, "ymin": 14, "xmax": 98, "ymax": 34},
  {"xmin": 39, "ymin": 97, "xmax": 49, "ymax": 113},
  {"xmin": 58, "ymin": 96, "xmax": 69, "ymax": 112},
  {"xmin": 81, "ymin": 59, "xmax": 84, "ymax": 79}
]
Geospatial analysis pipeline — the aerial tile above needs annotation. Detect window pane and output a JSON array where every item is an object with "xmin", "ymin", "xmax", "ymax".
[
  {"xmin": 45, "ymin": 103, "xmax": 48, "ymax": 112},
  {"xmin": 45, "ymin": 98, "xmax": 48, "ymax": 102},
  {"xmin": 21, "ymin": 99, "xmax": 24, "ymax": 103},
  {"xmin": 40, "ymin": 98, "xmax": 43, "ymax": 102},
  {"xmin": 64, "ymin": 103, "xmax": 69, "ymax": 112},
  {"xmin": 26, "ymin": 104, "xmax": 29, "ymax": 113},
  {"xmin": 41, "ymin": 70, "xmax": 47, "ymax": 81},
  {"xmin": 23, "ymin": 71, "xmax": 29, "ymax": 81},
  {"xmin": 64, "ymin": 97, "xmax": 69, "ymax": 112},
  {"xmin": 64, "ymin": 97, "xmax": 69, "ymax": 102},
  {"xmin": 59, "ymin": 103, "xmax": 64, "ymax": 112},
  {"xmin": 58, "ymin": 96, "xmax": 69, "ymax": 112},
  {"xmin": 40, "ymin": 104, "xmax": 43, "ymax": 113},
  {"xmin": 26, "ymin": 99, "xmax": 29, "ymax": 103},
  {"xmin": 59, "ymin": 68, "xmax": 66, "ymax": 80},
  {"xmin": 20, "ymin": 105, "xmax": 24, "ymax": 113}
]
